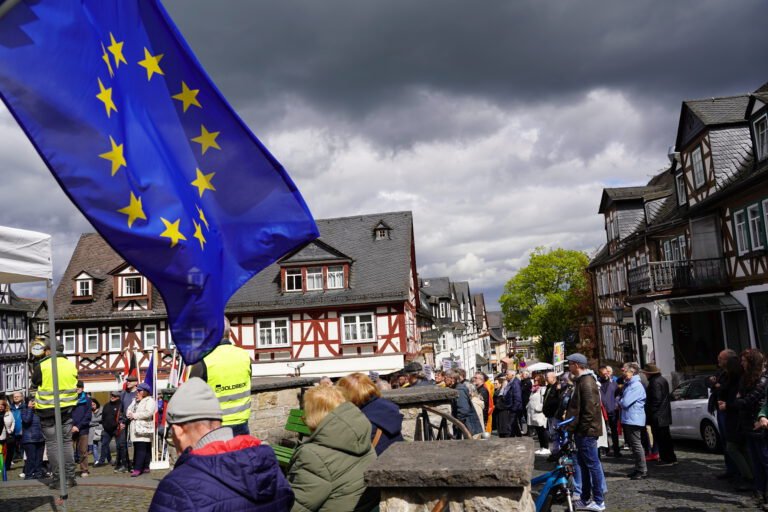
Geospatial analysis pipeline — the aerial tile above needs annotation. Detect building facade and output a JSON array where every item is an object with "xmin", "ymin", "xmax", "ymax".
[
  {"xmin": 589, "ymin": 84, "xmax": 768, "ymax": 381},
  {"xmin": 54, "ymin": 211, "xmax": 423, "ymax": 389},
  {"xmin": 0, "ymin": 284, "xmax": 41, "ymax": 395}
]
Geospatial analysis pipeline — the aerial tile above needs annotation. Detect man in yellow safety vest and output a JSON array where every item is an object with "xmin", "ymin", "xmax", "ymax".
[
  {"xmin": 189, "ymin": 318, "xmax": 253, "ymax": 436},
  {"xmin": 30, "ymin": 342, "xmax": 79, "ymax": 488}
]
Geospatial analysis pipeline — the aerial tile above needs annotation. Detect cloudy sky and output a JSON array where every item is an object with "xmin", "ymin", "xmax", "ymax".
[{"xmin": 2, "ymin": 0, "xmax": 766, "ymax": 307}]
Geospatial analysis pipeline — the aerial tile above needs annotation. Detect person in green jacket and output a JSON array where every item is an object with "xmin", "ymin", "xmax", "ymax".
[{"xmin": 287, "ymin": 385, "xmax": 379, "ymax": 512}]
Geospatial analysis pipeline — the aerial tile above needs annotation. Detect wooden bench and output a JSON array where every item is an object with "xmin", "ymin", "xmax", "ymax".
[{"xmin": 270, "ymin": 409, "xmax": 311, "ymax": 465}]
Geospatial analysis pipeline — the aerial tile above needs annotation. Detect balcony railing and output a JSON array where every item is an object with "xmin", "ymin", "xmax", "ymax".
[{"xmin": 627, "ymin": 258, "xmax": 727, "ymax": 296}]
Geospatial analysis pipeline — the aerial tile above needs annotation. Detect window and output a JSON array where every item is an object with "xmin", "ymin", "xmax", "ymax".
[
  {"xmin": 376, "ymin": 228, "xmax": 388, "ymax": 240},
  {"xmin": 62, "ymin": 329, "xmax": 76, "ymax": 353},
  {"xmin": 342, "ymin": 313, "xmax": 375, "ymax": 343},
  {"xmin": 36, "ymin": 321, "xmax": 46, "ymax": 335},
  {"xmin": 692, "ymin": 147, "xmax": 705, "ymax": 189},
  {"xmin": 439, "ymin": 302, "xmax": 448, "ymax": 318},
  {"xmin": 109, "ymin": 326, "xmax": 122, "ymax": 351},
  {"xmin": 143, "ymin": 325, "xmax": 157, "ymax": 348},
  {"xmin": 639, "ymin": 253, "xmax": 647, "ymax": 266},
  {"xmin": 618, "ymin": 264, "xmax": 625, "ymax": 291},
  {"xmin": 756, "ymin": 115, "xmax": 768, "ymax": 161},
  {"xmin": 734, "ymin": 210, "xmax": 749, "ymax": 256},
  {"xmin": 5, "ymin": 363, "xmax": 24, "ymax": 392},
  {"xmin": 123, "ymin": 276, "xmax": 143, "ymax": 296},
  {"xmin": 305, "ymin": 267, "xmax": 323, "ymax": 290},
  {"xmin": 285, "ymin": 268, "xmax": 302, "ymax": 292},
  {"xmin": 327, "ymin": 266, "xmax": 344, "ymax": 289},
  {"xmin": 85, "ymin": 327, "xmax": 99, "ymax": 353},
  {"xmin": 679, "ymin": 236, "xmax": 687, "ymax": 259},
  {"xmin": 257, "ymin": 318, "xmax": 290, "ymax": 348},
  {"xmin": 676, "ymin": 174, "xmax": 686, "ymax": 206},
  {"xmin": 748, "ymin": 204, "xmax": 764, "ymax": 250},
  {"xmin": 76, "ymin": 279, "xmax": 92, "ymax": 297}
]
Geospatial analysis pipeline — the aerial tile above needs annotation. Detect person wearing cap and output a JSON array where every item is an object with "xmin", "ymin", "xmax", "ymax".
[
  {"xmin": 127, "ymin": 382, "xmax": 157, "ymax": 477},
  {"xmin": 619, "ymin": 361, "xmax": 647, "ymax": 481},
  {"xmin": 148, "ymin": 378, "xmax": 294, "ymax": 512},
  {"xmin": 96, "ymin": 390, "xmax": 122, "ymax": 467},
  {"xmin": 30, "ymin": 342, "xmax": 79, "ymax": 488},
  {"xmin": 643, "ymin": 364, "xmax": 676, "ymax": 466},
  {"xmin": 563, "ymin": 353, "xmax": 606, "ymax": 512},
  {"xmin": 71, "ymin": 380, "xmax": 93, "ymax": 477},
  {"xmin": 402, "ymin": 361, "xmax": 430, "ymax": 387},
  {"xmin": 116, "ymin": 374, "xmax": 139, "ymax": 472},
  {"xmin": 189, "ymin": 317, "xmax": 253, "ymax": 436}
]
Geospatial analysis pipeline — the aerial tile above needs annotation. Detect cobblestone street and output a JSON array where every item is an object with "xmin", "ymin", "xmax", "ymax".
[
  {"xmin": 534, "ymin": 440, "xmax": 760, "ymax": 511},
  {"xmin": 0, "ymin": 461, "xmax": 170, "ymax": 512}
]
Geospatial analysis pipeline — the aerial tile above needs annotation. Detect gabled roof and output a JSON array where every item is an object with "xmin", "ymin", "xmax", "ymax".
[
  {"xmin": 598, "ymin": 186, "xmax": 666, "ymax": 214},
  {"xmin": 228, "ymin": 211, "xmax": 414, "ymax": 311},
  {"xmin": 420, "ymin": 277, "xmax": 451, "ymax": 299},
  {"xmin": 279, "ymin": 239, "xmax": 351, "ymax": 264},
  {"xmin": 452, "ymin": 281, "xmax": 471, "ymax": 305},
  {"xmin": 0, "ymin": 287, "xmax": 42, "ymax": 314},
  {"xmin": 676, "ymin": 95, "xmax": 749, "ymax": 151}
]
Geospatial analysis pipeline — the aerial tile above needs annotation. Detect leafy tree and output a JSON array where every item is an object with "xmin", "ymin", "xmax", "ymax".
[{"xmin": 499, "ymin": 247, "xmax": 589, "ymax": 362}]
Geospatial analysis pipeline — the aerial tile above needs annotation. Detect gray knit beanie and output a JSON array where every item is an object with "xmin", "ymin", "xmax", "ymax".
[{"xmin": 166, "ymin": 377, "xmax": 223, "ymax": 424}]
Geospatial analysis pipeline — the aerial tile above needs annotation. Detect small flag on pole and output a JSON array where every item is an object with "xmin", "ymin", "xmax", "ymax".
[{"xmin": 0, "ymin": 1, "xmax": 318, "ymax": 365}]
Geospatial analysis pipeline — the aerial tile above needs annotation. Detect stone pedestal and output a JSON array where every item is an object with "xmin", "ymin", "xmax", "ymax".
[
  {"xmin": 248, "ymin": 376, "xmax": 318, "ymax": 446},
  {"xmin": 365, "ymin": 437, "xmax": 535, "ymax": 512}
]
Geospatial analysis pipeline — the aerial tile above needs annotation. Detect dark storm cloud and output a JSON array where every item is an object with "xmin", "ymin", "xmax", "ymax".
[{"xmin": 164, "ymin": 0, "xmax": 767, "ymax": 125}]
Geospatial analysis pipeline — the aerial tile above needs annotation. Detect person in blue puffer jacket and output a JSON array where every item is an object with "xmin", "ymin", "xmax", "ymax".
[
  {"xmin": 337, "ymin": 372, "xmax": 404, "ymax": 455},
  {"xmin": 21, "ymin": 396, "xmax": 45, "ymax": 479},
  {"xmin": 148, "ymin": 378, "xmax": 293, "ymax": 512},
  {"xmin": 619, "ymin": 362, "xmax": 647, "ymax": 480}
]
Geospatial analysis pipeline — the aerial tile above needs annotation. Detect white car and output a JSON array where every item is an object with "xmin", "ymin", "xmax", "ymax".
[{"xmin": 669, "ymin": 378, "xmax": 720, "ymax": 452}]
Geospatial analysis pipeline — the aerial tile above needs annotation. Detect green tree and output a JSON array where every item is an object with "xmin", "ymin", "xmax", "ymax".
[{"xmin": 499, "ymin": 247, "xmax": 589, "ymax": 362}]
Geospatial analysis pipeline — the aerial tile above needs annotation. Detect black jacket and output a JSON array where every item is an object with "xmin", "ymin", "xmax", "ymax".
[
  {"xmin": 543, "ymin": 383, "xmax": 560, "ymax": 418},
  {"xmin": 521, "ymin": 378, "xmax": 533, "ymax": 406},
  {"xmin": 645, "ymin": 373, "xmax": 672, "ymax": 427},
  {"xmin": 476, "ymin": 384, "xmax": 490, "ymax": 424},
  {"xmin": 101, "ymin": 399, "xmax": 122, "ymax": 434},
  {"xmin": 734, "ymin": 372, "xmax": 768, "ymax": 434}
]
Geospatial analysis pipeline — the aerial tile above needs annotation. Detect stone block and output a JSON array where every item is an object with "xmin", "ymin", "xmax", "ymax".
[
  {"xmin": 277, "ymin": 388, "xmax": 300, "ymax": 407},
  {"xmin": 379, "ymin": 488, "xmax": 534, "ymax": 512},
  {"xmin": 256, "ymin": 391, "xmax": 278, "ymax": 409}
]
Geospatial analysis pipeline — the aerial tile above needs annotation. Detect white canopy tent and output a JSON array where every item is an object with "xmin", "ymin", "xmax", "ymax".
[
  {"xmin": 526, "ymin": 362, "xmax": 555, "ymax": 373},
  {"xmin": 0, "ymin": 226, "xmax": 69, "ymax": 498}
]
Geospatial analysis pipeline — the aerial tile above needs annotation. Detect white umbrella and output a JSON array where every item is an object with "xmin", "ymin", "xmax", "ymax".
[{"xmin": 526, "ymin": 362, "xmax": 555, "ymax": 372}]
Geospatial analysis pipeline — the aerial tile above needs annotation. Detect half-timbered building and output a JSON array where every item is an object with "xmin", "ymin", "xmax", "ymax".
[
  {"xmin": 589, "ymin": 85, "xmax": 768, "ymax": 381},
  {"xmin": 54, "ymin": 211, "xmax": 422, "ymax": 388},
  {"xmin": 0, "ymin": 284, "xmax": 41, "ymax": 395}
]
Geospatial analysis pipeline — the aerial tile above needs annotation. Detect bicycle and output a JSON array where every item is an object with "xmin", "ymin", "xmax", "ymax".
[{"xmin": 531, "ymin": 417, "xmax": 576, "ymax": 512}]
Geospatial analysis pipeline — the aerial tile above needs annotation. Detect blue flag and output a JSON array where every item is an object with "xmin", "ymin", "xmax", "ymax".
[
  {"xmin": 0, "ymin": 1, "xmax": 318, "ymax": 364},
  {"xmin": 143, "ymin": 352, "xmax": 154, "ymax": 395}
]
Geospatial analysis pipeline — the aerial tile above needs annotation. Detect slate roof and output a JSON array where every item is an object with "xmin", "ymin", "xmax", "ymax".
[
  {"xmin": 452, "ymin": 281, "xmax": 471, "ymax": 306},
  {"xmin": 228, "ymin": 211, "xmax": 414, "ymax": 312},
  {"xmin": 55, "ymin": 211, "xmax": 415, "ymax": 319},
  {"xmin": 0, "ymin": 289, "xmax": 42, "ymax": 314},
  {"xmin": 710, "ymin": 126, "xmax": 754, "ymax": 188},
  {"xmin": 598, "ymin": 186, "xmax": 666, "ymax": 214},
  {"xmin": 420, "ymin": 277, "xmax": 451, "ymax": 300},
  {"xmin": 472, "ymin": 293, "xmax": 486, "ymax": 327},
  {"xmin": 684, "ymin": 95, "xmax": 750, "ymax": 126}
]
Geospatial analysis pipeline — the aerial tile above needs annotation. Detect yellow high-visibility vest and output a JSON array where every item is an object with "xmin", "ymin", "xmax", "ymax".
[
  {"xmin": 34, "ymin": 356, "xmax": 79, "ymax": 410},
  {"xmin": 204, "ymin": 343, "xmax": 252, "ymax": 426}
]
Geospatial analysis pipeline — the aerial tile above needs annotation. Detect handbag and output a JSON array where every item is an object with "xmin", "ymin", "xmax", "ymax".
[{"xmin": 134, "ymin": 420, "xmax": 154, "ymax": 435}]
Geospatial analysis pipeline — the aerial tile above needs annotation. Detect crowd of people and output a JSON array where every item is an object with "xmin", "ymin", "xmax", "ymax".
[{"xmin": 7, "ymin": 342, "xmax": 768, "ymax": 511}]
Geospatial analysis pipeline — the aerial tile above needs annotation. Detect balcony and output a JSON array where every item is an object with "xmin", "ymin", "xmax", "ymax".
[{"xmin": 627, "ymin": 258, "xmax": 727, "ymax": 296}]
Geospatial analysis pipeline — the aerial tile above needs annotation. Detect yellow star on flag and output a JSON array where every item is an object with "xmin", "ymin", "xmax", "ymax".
[
  {"xmin": 101, "ymin": 42, "xmax": 114, "ymax": 77},
  {"xmin": 117, "ymin": 192, "xmax": 146, "ymax": 228},
  {"xmin": 96, "ymin": 78, "xmax": 117, "ymax": 118},
  {"xmin": 107, "ymin": 33, "xmax": 127, "ymax": 68},
  {"xmin": 191, "ymin": 168, "xmax": 216, "ymax": 197},
  {"xmin": 138, "ymin": 47, "xmax": 164, "ymax": 81},
  {"xmin": 99, "ymin": 136, "xmax": 127, "ymax": 176},
  {"xmin": 172, "ymin": 81, "xmax": 201, "ymax": 112},
  {"xmin": 191, "ymin": 125, "xmax": 220, "ymax": 155},
  {"xmin": 159, "ymin": 217, "xmax": 186, "ymax": 247},
  {"xmin": 196, "ymin": 205, "xmax": 210, "ymax": 231},
  {"xmin": 193, "ymin": 220, "xmax": 207, "ymax": 250}
]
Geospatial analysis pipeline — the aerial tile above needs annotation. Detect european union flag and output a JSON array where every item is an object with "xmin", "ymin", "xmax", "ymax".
[{"xmin": 0, "ymin": 1, "xmax": 319, "ymax": 364}]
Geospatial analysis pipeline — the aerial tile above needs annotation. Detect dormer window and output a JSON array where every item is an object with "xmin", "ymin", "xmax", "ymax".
[
  {"xmin": 285, "ymin": 268, "xmax": 302, "ymax": 292},
  {"xmin": 306, "ymin": 267, "xmax": 323, "ymax": 290},
  {"xmin": 692, "ymin": 146, "xmax": 705, "ymax": 189},
  {"xmin": 327, "ymin": 266, "xmax": 344, "ymax": 289},
  {"xmin": 122, "ymin": 276, "xmax": 144, "ymax": 296},
  {"xmin": 73, "ymin": 272, "xmax": 94, "ymax": 299},
  {"xmin": 755, "ymin": 115, "xmax": 768, "ymax": 161},
  {"xmin": 373, "ymin": 221, "xmax": 392, "ymax": 240},
  {"xmin": 376, "ymin": 228, "xmax": 388, "ymax": 240}
]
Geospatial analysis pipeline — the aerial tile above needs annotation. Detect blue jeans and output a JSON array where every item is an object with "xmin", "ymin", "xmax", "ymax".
[
  {"xmin": 100, "ymin": 430, "xmax": 115, "ymax": 463},
  {"xmin": 230, "ymin": 422, "xmax": 250, "ymax": 437},
  {"xmin": 23, "ymin": 442, "xmax": 45, "ymax": 479},
  {"xmin": 573, "ymin": 435, "xmax": 606, "ymax": 505}
]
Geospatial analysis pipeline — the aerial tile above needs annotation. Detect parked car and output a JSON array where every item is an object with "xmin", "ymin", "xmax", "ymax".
[{"xmin": 669, "ymin": 378, "xmax": 720, "ymax": 452}]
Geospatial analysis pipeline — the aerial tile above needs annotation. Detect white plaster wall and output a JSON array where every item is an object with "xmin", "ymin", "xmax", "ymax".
[
  {"xmin": 730, "ymin": 284, "xmax": 768, "ymax": 349},
  {"xmin": 632, "ymin": 302, "xmax": 675, "ymax": 377},
  {"xmin": 251, "ymin": 353, "xmax": 406, "ymax": 378}
]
